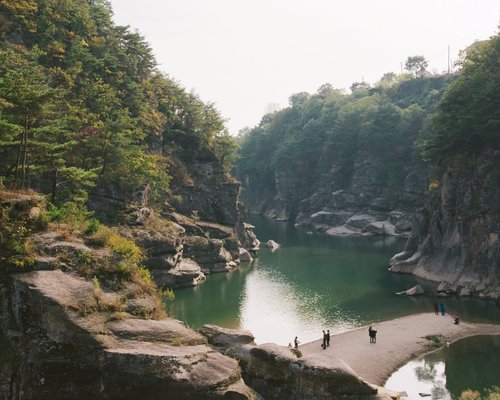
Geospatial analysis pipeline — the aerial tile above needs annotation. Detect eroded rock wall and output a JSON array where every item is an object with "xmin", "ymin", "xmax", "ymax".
[
  {"xmin": 240, "ymin": 152, "xmax": 428, "ymax": 237},
  {"xmin": 390, "ymin": 153, "xmax": 500, "ymax": 298},
  {"xmin": 0, "ymin": 271, "xmax": 256, "ymax": 400}
]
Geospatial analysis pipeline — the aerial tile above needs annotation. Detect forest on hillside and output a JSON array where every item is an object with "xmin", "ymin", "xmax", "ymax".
[
  {"xmin": 235, "ymin": 33, "xmax": 500, "ymax": 218},
  {"xmin": 0, "ymin": 0, "xmax": 238, "ymax": 214}
]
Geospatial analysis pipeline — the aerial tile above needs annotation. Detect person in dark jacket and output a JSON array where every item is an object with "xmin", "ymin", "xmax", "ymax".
[{"xmin": 369, "ymin": 326, "xmax": 377, "ymax": 343}]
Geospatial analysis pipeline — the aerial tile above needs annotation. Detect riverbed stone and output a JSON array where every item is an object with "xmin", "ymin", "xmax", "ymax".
[
  {"xmin": 265, "ymin": 240, "xmax": 280, "ymax": 251},
  {"xmin": 396, "ymin": 284, "xmax": 424, "ymax": 296}
]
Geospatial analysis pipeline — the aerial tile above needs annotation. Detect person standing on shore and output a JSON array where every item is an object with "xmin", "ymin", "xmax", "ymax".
[
  {"xmin": 294, "ymin": 336, "xmax": 300, "ymax": 349},
  {"xmin": 434, "ymin": 302, "xmax": 439, "ymax": 315},
  {"xmin": 440, "ymin": 303, "xmax": 446, "ymax": 316},
  {"xmin": 369, "ymin": 326, "xmax": 377, "ymax": 343},
  {"xmin": 326, "ymin": 330, "xmax": 330, "ymax": 347},
  {"xmin": 322, "ymin": 330, "xmax": 326, "ymax": 349}
]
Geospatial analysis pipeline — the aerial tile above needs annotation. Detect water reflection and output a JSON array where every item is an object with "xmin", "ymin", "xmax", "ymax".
[
  {"xmin": 241, "ymin": 267, "xmax": 328, "ymax": 344},
  {"xmin": 385, "ymin": 335, "xmax": 500, "ymax": 399}
]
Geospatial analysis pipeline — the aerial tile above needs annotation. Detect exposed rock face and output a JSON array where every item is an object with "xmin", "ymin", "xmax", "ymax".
[
  {"xmin": 246, "ymin": 344, "xmax": 376, "ymax": 400},
  {"xmin": 199, "ymin": 325, "xmax": 377, "ymax": 400},
  {"xmin": 160, "ymin": 148, "xmax": 261, "ymax": 284},
  {"xmin": 123, "ymin": 208, "xmax": 257, "ymax": 289},
  {"xmin": 390, "ymin": 153, "xmax": 500, "ymax": 299},
  {"xmin": 239, "ymin": 153, "xmax": 428, "ymax": 238},
  {"xmin": 0, "ymin": 270, "xmax": 256, "ymax": 400}
]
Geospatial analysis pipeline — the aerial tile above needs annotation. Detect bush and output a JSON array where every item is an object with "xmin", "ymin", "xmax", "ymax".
[
  {"xmin": 460, "ymin": 387, "xmax": 500, "ymax": 400},
  {"xmin": 84, "ymin": 218, "xmax": 101, "ymax": 235}
]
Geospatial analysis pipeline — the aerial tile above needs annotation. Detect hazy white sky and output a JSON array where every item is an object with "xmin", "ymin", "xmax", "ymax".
[{"xmin": 109, "ymin": 0, "xmax": 499, "ymax": 134}]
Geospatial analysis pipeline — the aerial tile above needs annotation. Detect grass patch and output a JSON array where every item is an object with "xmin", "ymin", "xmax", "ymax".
[{"xmin": 424, "ymin": 334, "xmax": 444, "ymax": 347}]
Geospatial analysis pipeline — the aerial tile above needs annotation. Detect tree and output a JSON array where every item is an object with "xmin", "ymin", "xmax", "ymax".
[
  {"xmin": 350, "ymin": 81, "xmax": 371, "ymax": 92},
  {"xmin": 421, "ymin": 34, "xmax": 500, "ymax": 161},
  {"xmin": 405, "ymin": 55, "xmax": 429, "ymax": 78}
]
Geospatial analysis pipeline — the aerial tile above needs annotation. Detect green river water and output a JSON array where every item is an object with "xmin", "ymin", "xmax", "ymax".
[{"xmin": 172, "ymin": 215, "xmax": 500, "ymax": 397}]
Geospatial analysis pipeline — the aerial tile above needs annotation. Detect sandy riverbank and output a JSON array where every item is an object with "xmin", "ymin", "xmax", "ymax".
[{"xmin": 299, "ymin": 313, "xmax": 500, "ymax": 386}]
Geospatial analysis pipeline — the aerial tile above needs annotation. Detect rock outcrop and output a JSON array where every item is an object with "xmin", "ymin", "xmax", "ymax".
[
  {"xmin": 389, "ymin": 152, "xmax": 500, "ymax": 299},
  {"xmin": 120, "ymin": 206, "xmax": 258, "ymax": 289},
  {"xmin": 199, "ymin": 325, "xmax": 378, "ymax": 400},
  {"xmin": 0, "ymin": 270, "xmax": 257, "ymax": 400}
]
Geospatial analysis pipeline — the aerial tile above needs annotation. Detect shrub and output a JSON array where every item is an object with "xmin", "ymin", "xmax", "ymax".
[
  {"xmin": 424, "ymin": 334, "xmax": 443, "ymax": 346},
  {"xmin": 84, "ymin": 218, "xmax": 101, "ymax": 235},
  {"xmin": 106, "ymin": 233, "xmax": 143, "ymax": 265},
  {"xmin": 459, "ymin": 387, "xmax": 500, "ymax": 400}
]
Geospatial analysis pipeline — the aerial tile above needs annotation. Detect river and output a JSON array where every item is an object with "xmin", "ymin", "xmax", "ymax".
[{"xmin": 172, "ymin": 215, "xmax": 500, "ymax": 397}]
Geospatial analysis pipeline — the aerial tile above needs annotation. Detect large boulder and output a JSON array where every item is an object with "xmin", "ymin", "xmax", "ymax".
[
  {"xmin": 239, "ymin": 247, "xmax": 253, "ymax": 262},
  {"xmin": 200, "ymin": 324, "xmax": 255, "ymax": 349},
  {"xmin": 184, "ymin": 236, "xmax": 236, "ymax": 273},
  {"xmin": 245, "ymin": 344, "xmax": 376, "ymax": 400},
  {"xmin": 265, "ymin": 240, "xmax": 280, "ymax": 252},
  {"xmin": 150, "ymin": 257, "xmax": 206, "ymax": 288},
  {"xmin": 396, "ymin": 284, "xmax": 424, "ymax": 296}
]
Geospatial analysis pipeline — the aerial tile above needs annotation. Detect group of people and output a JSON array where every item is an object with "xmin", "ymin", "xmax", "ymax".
[
  {"xmin": 292, "ymin": 301, "xmax": 462, "ymax": 351},
  {"xmin": 434, "ymin": 301, "xmax": 446, "ymax": 316},
  {"xmin": 292, "ymin": 326, "xmax": 376, "ymax": 350},
  {"xmin": 434, "ymin": 301, "xmax": 460, "ymax": 324}
]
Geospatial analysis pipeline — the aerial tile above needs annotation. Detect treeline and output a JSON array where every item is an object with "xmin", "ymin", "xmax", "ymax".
[
  {"xmin": 236, "ymin": 73, "xmax": 450, "ymax": 198},
  {"xmin": 0, "ymin": 0, "xmax": 237, "ymax": 209},
  {"xmin": 235, "ymin": 33, "xmax": 500, "ymax": 202}
]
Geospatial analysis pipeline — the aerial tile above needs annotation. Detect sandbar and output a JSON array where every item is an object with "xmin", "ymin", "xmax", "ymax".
[{"xmin": 299, "ymin": 313, "xmax": 500, "ymax": 386}]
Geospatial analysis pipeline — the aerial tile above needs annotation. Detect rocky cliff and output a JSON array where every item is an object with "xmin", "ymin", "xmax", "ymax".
[
  {"xmin": 0, "ymin": 269, "xmax": 258, "ymax": 400},
  {"xmin": 241, "ymin": 153, "xmax": 428, "ymax": 238},
  {"xmin": 0, "ymin": 192, "xmax": 259, "ymax": 399},
  {"xmin": 389, "ymin": 152, "xmax": 500, "ymax": 299},
  {"xmin": 88, "ymin": 139, "xmax": 259, "ymax": 289},
  {"xmin": 235, "ymin": 76, "xmax": 452, "ymax": 238}
]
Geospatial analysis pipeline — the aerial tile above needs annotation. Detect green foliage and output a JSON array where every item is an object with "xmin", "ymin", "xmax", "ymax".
[
  {"xmin": 405, "ymin": 55, "xmax": 429, "ymax": 78},
  {"xmin": 236, "ymin": 73, "xmax": 445, "ymax": 201},
  {"xmin": 89, "ymin": 225, "xmax": 142, "ymax": 264},
  {"xmin": 420, "ymin": 34, "xmax": 500, "ymax": 162},
  {"xmin": 424, "ymin": 334, "xmax": 443, "ymax": 347},
  {"xmin": 42, "ymin": 201, "xmax": 91, "ymax": 230},
  {"xmin": 0, "ymin": 194, "xmax": 41, "ymax": 265},
  {"xmin": 0, "ymin": 0, "xmax": 234, "ymax": 212},
  {"xmin": 84, "ymin": 217, "xmax": 101, "ymax": 234}
]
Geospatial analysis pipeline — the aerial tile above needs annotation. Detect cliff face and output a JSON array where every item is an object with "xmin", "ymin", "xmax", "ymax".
[
  {"xmin": 390, "ymin": 152, "xmax": 500, "ymax": 298},
  {"xmin": 241, "ymin": 153, "xmax": 428, "ymax": 238},
  {"xmin": 0, "ymin": 270, "xmax": 257, "ymax": 400},
  {"xmin": 0, "ymin": 192, "xmax": 259, "ymax": 399},
  {"xmin": 87, "ymin": 141, "xmax": 259, "ymax": 289}
]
